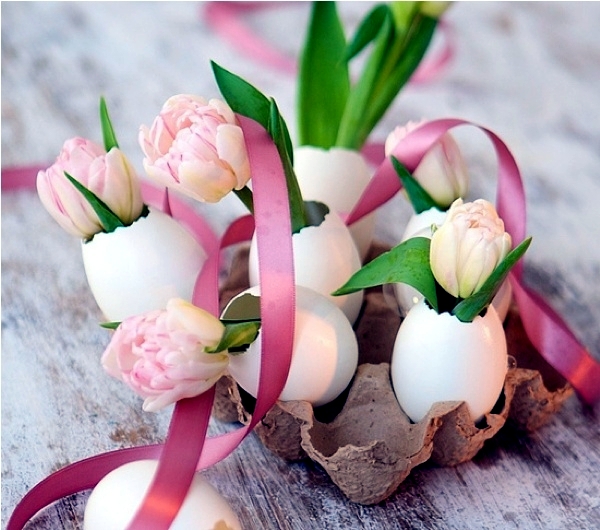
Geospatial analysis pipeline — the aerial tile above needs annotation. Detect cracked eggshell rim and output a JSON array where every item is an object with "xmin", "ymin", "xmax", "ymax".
[
  {"xmin": 248, "ymin": 208, "xmax": 364, "ymax": 324},
  {"xmin": 293, "ymin": 145, "xmax": 376, "ymax": 261}
]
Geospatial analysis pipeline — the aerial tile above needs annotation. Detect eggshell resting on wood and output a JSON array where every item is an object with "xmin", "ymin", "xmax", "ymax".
[
  {"xmin": 223, "ymin": 285, "xmax": 359, "ymax": 407},
  {"xmin": 83, "ymin": 460, "xmax": 241, "ymax": 530},
  {"xmin": 81, "ymin": 207, "xmax": 206, "ymax": 322}
]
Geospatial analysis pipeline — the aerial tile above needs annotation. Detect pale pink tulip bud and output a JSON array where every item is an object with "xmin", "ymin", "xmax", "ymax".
[
  {"xmin": 385, "ymin": 121, "xmax": 469, "ymax": 208},
  {"xmin": 37, "ymin": 138, "xmax": 145, "ymax": 239},
  {"xmin": 430, "ymin": 199, "xmax": 512, "ymax": 299},
  {"xmin": 101, "ymin": 298, "xmax": 228, "ymax": 412},
  {"xmin": 139, "ymin": 95, "xmax": 251, "ymax": 203}
]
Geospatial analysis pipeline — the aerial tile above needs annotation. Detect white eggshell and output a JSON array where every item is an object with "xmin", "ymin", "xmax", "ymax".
[
  {"xmin": 81, "ymin": 207, "xmax": 207, "ymax": 322},
  {"xmin": 84, "ymin": 460, "xmax": 241, "ymax": 530},
  {"xmin": 391, "ymin": 299, "xmax": 508, "ymax": 423},
  {"xmin": 294, "ymin": 145, "xmax": 376, "ymax": 261},
  {"xmin": 394, "ymin": 208, "xmax": 446, "ymax": 315},
  {"xmin": 248, "ymin": 208, "xmax": 363, "ymax": 324},
  {"xmin": 224, "ymin": 285, "xmax": 359, "ymax": 407}
]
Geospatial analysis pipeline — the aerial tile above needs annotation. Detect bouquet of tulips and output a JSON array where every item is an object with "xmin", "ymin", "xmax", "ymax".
[{"xmin": 24, "ymin": 2, "xmax": 560, "ymax": 527}]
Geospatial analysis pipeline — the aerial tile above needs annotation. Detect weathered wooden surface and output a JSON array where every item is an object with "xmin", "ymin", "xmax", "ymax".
[{"xmin": 2, "ymin": 2, "xmax": 599, "ymax": 529}]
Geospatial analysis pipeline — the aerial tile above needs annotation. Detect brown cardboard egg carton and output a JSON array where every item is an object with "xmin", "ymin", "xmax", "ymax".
[{"xmin": 213, "ymin": 243, "xmax": 573, "ymax": 505}]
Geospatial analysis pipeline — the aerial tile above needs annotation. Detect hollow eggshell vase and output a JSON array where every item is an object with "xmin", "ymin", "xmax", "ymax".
[
  {"xmin": 83, "ymin": 460, "xmax": 241, "ymax": 530},
  {"xmin": 81, "ymin": 207, "xmax": 207, "ymax": 322},
  {"xmin": 391, "ymin": 299, "xmax": 508, "ymax": 423},
  {"xmin": 248, "ymin": 207, "xmax": 363, "ymax": 324},
  {"xmin": 293, "ymin": 146, "xmax": 376, "ymax": 262},
  {"xmin": 224, "ymin": 285, "xmax": 359, "ymax": 407}
]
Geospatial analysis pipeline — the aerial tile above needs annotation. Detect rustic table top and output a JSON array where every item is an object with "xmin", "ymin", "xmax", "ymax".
[{"xmin": 2, "ymin": 2, "xmax": 599, "ymax": 529}]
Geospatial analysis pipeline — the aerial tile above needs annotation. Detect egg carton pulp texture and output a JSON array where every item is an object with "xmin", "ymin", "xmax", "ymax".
[{"xmin": 213, "ymin": 243, "xmax": 573, "ymax": 505}]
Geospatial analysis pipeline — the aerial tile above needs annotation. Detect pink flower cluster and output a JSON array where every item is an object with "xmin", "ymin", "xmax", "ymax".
[
  {"xmin": 430, "ymin": 199, "xmax": 512, "ymax": 299},
  {"xmin": 102, "ymin": 298, "xmax": 228, "ymax": 412},
  {"xmin": 139, "ymin": 95, "xmax": 251, "ymax": 203}
]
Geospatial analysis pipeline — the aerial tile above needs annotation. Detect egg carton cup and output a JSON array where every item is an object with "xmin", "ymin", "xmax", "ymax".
[{"xmin": 213, "ymin": 243, "xmax": 574, "ymax": 505}]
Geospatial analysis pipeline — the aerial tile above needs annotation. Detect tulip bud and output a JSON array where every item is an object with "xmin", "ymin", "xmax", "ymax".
[
  {"xmin": 429, "ymin": 199, "xmax": 512, "ymax": 299},
  {"xmin": 37, "ymin": 138, "xmax": 144, "ymax": 239},
  {"xmin": 101, "ymin": 298, "xmax": 228, "ymax": 412},
  {"xmin": 385, "ymin": 121, "xmax": 469, "ymax": 209},
  {"xmin": 139, "ymin": 95, "xmax": 251, "ymax": 203},
  {"xmin": 419, "ymin": 2, "xmax": 452, "ymax": 19}
]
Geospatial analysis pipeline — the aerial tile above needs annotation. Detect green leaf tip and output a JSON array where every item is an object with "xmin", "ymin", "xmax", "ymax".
[
  {"xmin": 333, "ymin": 236, "xmax": 438, "ymax": 312},
  {"xmin": 207, "ymin": 320, "xmax": 262, "ymax": 354},
  {"xmin": 391, "ymin": 157, "xmax": 443, "ymax": 214},
  {"xmin": 99, "ymin": 97, "xmax": 119, "ymax": 152},
  {"xmin": 100, "ymin": 321, "xmax": 121, "ymax": 330},
  {"xmin": 452, "ymin": 236, "xmax": 533, "ymax": 322},
  {"xmin": 64, "ymin": 172, "xmax": 125, "ymax": 237}
]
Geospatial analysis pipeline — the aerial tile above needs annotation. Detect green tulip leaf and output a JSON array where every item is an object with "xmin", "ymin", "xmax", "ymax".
[
  {"xmin": 391, "ymin": 157, "xmax": 443, "ymax": 214},
  {"xmin": 100, "ymin": 321, "xmax": 121, "ymax": 330},
  {"xmin": 268, "ymin": 98, "xmax": 307, "ymax": 233},
  {"xmin": 298, "ymin": 1, "xmax": 349, "ymax": 148},
  {"xmin": 333, "ymin": 236, "xmax": 438, "ymax": 312},
  {"xmin": 211, "ymin": 61, "xmax": 270, "ymax": 130},
  {"xmin": 368, "ymin": 13, "xmax": 437, "ymax": 132},
  {"xmin": 335, "ymin": 9, "xmax": 394, "ymax": 149},
  {"xmin": 344, "ymin": 4, "xmax": 390, "ymax": 62},
  {"xmin": 212, "ymin": 61, "xmax": 308, "ymax": 231},
  {"xmin": 99, "ymin": 97, "xmax": 119, "ymax": 152},
  {"xmin": 212, "ymin": 61, "xmax": 295, "ymax": 162},
  {"xmin": 452, "ymin": 236, "xmax": 533, "ymax": 322},
  {"xmin": 64, "ymin": 172, "xmax": 125, "ymax": 237},
  {"xmin": 208, "ymin": 319, "xmax": 262, "ymax": 355}
]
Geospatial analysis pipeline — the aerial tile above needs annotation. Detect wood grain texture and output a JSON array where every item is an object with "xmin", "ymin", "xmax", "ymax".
[{"xmin": 2, "ymin": 3, "xmax": 599, "ymax": 529}]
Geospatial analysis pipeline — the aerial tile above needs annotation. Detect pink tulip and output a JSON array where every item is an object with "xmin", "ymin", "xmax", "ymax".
[
  {"xmin": 385, "ymin": 121, "xmax": 469, "ymax": 208},
  {"xmin": 101, "ymin": 298, "xmax": 228, "ymax": 412},
  {"xmin": 139, "ymin": 95, "xmax": 251, "ymax": 203},
  {"xmin": 430, "ymin": 199, "xmax": 512, "ymax": 299},
  {"xmin": 37, "ymin": 138, "xmax": 145, "ymax": 239}
]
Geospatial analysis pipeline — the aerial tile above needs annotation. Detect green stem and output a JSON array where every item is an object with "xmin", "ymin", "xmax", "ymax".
[
  {"xmin": 233, "ymin": 186, "xmax": 254, "ymax": 215},
  {"xmin": 365, "ymin": 15, "xmax": 437, "ymax": 135},
  {"xmin": 268, "ymin": 98, "xmax": 307, "ymax": 234},
  {"xmin": 335, "ymin": 11, "xmax": 438, "ymax": 150}
]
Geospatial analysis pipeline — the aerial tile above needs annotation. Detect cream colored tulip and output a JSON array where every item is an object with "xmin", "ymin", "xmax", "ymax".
[
  {"xmin": 385, "ymin": 121, "xmax": 469, "ymax": 208},
  {"xmin": 430, "ymin": 199, "xmax": 512, "ymax": 299}
]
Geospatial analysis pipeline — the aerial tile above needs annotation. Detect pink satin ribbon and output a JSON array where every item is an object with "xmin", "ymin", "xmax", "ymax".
[
  {"xmin": 202, "ymin": 2, "xmax": 455, "ymax": 84},
  {"xmin": 4, "ymin": 118, "xmax": 600, "ymax": 528}
]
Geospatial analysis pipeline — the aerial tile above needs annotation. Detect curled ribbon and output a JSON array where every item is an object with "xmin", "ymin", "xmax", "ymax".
[{"xmin": 349, "ymin": 118, "xmax": 600, "ymax": 405}]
